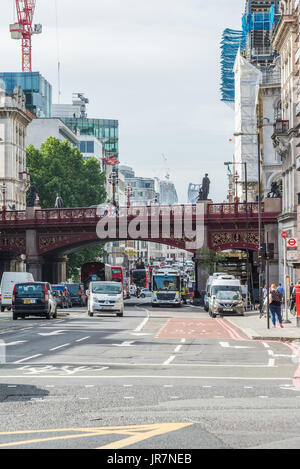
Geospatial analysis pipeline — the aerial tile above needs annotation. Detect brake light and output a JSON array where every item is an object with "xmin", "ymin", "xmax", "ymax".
[
  {"xmin": 12, "ymin": 285, "xmax": 16, "ymax": 304},
  {"xmin": 44, "ymin": 284, "xmax": 49, "ymax": 304}
]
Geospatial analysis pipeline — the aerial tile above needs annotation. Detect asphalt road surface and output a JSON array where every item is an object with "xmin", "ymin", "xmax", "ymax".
[{"xmin": 0, "ymin": 302, "xmax": 300, "ymax": 449}]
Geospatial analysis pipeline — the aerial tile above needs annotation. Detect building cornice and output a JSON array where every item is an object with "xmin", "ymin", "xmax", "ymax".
[{"xmin": 272, "ymin": 15, "xmax": 298, "ymax": 52}]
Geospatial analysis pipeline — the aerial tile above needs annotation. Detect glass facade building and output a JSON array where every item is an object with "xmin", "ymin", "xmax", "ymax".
[
  {"xmin": 0, "ymin": 72, "xmax": 52, "ymax": 117},
  {"xmin": 62, "ymin": 117, "xmax": 119, "ymax": 161}
]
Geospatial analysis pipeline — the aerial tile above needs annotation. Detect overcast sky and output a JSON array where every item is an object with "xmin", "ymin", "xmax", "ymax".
[{"xmin": 2, "ymin": 0, "xmax": 244, "ymax": 203}]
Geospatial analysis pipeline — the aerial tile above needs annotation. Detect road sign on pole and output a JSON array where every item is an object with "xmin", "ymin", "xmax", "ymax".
[{"xmin": 281, "ymin": 232, "xmax": 288, "ymax": 239}]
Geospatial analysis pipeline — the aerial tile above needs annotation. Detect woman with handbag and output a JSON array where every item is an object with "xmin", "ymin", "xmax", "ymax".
[{"xmin": 269, "ymin": 284, "xmax": 284, "ymax": 329}]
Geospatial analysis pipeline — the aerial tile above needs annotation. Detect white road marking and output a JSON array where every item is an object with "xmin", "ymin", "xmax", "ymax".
[
  {"xmin": 0, "ymin": 341, "xmax": 27, "ymax": 346},
  {"xmin": 14, "ymin": 354, "xmax": 42, "ymax": 364},
  {"xmin": 130, "ymin": 332, "xmax": 152, "ymax": 337},
  {"xmin": 262, "ymin": 342, "xmax": 270, "ymax": 349},
  {"xmin": 112, "ymin": 341, "xmax": 135, "ymax": 347},
  {"xmin": 76, "ymin": 337, "xmax": 90, "ymax": 342},
  {"xmin": 163, "ymin": 355, "xmax": 176, "ymax": 365},
  {"xmin": 0, "ymin": 375, "xmax": 291, "ymax": 380},
  {"xmin": 123, "ymin": 384, "xmax": 133, "ymax": 387},
  {"xmin": 181, "ymin": 339, "xmax": 186, "ymax": 343},
  {"xmin": 134, "ymin": 310, "xmax": 150, "ymax": 332},
  {"xmin": 214, "ymin": 396, "xmax": 224, "ymax": 398},
  {"xmin": 38, "ymin": 331, "xmax": 67, "ymax": 337},
  {"xmin": 259, "ymin": 396, "xmax": 269, "ymax": 398},
  {"xmin": 124, "ymin": 396, "xmax": 134, "ymax": 399},
  {"xmin": 268, "ymin": 359, "xmax": 275, "ymax": 367},
  {"xmin": 219, "ymin": 341, "xmax": 254, "ymax": 350},
  {"xmin": 49, "ymin": 343, "xmax": 70, "ymax": 351},
  {"xmin": 164, "ymin": 385, "xmax": 173, "ymax": 388},
  {"xmin": 170, "ymin": 396, "xmax": 179, "ymax": 399},
  {"xmin": 174, "ymin": 345, "xmax": 182, "ymax": 353},
  {"xmin": 244, "ymin": 386, "xmax": 253, "ymax": 389}
]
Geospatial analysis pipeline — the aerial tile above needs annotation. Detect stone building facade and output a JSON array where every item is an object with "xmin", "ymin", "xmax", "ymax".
[{"xmin": 0, "ymin": 82, "xmax": 32, "ymax": 210}]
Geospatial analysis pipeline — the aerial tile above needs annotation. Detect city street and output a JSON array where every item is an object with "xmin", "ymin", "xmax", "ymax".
[{"xmin": 0, "ymin": 303, "xmax": 300, "ymax": 449}]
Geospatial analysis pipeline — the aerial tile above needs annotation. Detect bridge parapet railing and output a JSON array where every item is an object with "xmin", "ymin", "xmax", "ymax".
[
  {"xmin": 207, "ymin": 203, "xmax": 264, "ymax": 218},
  {"xmin": 35, "ymin": 208, "xmax": 98, "ymax": 222},
  {"xmin": 0, "ymin": 211, "xmax": 27, "ymax": 222}
]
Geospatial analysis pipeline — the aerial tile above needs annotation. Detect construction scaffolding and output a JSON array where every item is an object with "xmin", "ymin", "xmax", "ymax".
[{"xmin": 220, "ymin": 29, "xmax": 246, "ymax": 104}]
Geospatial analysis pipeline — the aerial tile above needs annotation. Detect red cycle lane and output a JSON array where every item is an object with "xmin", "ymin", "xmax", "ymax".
[{"xmin": 156, "ymin": 318, "xmax": 247, "ymax": 341}]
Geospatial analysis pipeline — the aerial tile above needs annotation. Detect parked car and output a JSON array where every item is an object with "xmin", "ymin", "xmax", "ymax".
[
  {"xmin": 52, "ymin": 285, "xmax": 69, "ymax": 308},
  {"xmin": 12, "ymin": 282, "xmax": 57, "ymax": 320},
  {"xmin": 140, "ymin": 288, "xmax": 152, "ymax": 298},
  {"xmin": 0, "ymin": 272, "xmax": 34, "ymax": 312},
  {"xmin": 52, "ymin": 289, "xmax": 67, "ymax": 309},
  {"xmin": 87, "ymin": 281, "xmax": 124, "ymax": 317},
  {"xmin": 66, "ymin": 283, "xmax": 86, "ymax": 307}
]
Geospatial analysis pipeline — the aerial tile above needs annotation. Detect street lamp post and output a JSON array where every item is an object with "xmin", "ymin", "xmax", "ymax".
[
  {"xmin": 125, "ymin": 184, "xmax": 134, "ymax": 208},
  {"xmin": 233, "ymin": 130, "xmax": 263, "ymax": 310},
  {"xmin": 225, "ymin": 161, "xmax": 250, "ymax": 309},
  {"xmin": 108, "ymin": 170, "xmax": 119, "ymax": 207}
]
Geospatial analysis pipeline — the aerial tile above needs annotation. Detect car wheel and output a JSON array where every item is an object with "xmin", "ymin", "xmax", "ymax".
[
  {"xmin": 1, "ymin": 306, "xmax": 5, "ymax": 312},
  {"xmin": 53, "ymin": 309, "xmax": 57, "ymax": 319},
  {"xmin": 88, "ymin": 312, "xmax": 94, "ymax": 317},
  {"xmin": 13, "ymin": 312, "xmax": 18, "ymax": 320},
  {"xmin": 46, "ymin": 311, "xmax": 51, "ymax": 320},
  {"xmin": 117, "ymin": 311, "xmax": 123, "ymax": 317}
]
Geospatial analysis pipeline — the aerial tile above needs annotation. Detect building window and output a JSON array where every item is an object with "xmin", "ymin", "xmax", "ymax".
[
  {"xmin": 87, "ymin": 141, "xmax": 94, "ymax": 153},
  {"xmin": 80, "ymin": 141, "xmax": 86, "ymax": 153}
]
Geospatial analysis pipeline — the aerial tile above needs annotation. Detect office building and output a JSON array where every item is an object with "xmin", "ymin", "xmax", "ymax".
[{"xmin": 0, "ymin": 72, "xmax": 52, "ymax": 117}]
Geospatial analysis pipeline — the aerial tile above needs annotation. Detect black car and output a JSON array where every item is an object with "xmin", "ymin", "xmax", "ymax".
[
  {"xmin": 66, "ymin": 284, "xmax": 86, "ymax": 307},
  {"xmin": 12, "ymin": 282, "xmax": 57, "ymax": 320}
]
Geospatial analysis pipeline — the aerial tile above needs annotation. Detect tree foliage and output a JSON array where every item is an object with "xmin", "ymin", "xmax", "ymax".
[{"xmin": 26, "ymin": 138, "xmax": 107, "ymax": 280}]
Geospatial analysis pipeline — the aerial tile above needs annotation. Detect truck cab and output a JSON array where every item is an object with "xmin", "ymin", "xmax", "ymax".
[{"xmin": 151, "ymin": 269, "xmax": 181, "ymax": 307}]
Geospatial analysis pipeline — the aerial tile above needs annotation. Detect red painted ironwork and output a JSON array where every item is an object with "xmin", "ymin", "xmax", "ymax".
[{"xmin": 0, "ymin": 203, "xmax": 280, "ymax": 255}]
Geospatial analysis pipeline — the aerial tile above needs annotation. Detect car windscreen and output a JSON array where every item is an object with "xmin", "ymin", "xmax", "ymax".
[
  {"xmin": 15, "ymin": 284, "xmax": 45, "ymax": 297},
  {"xmin": 211, "ymin": 285, "xmax": 241, "ymax": 296},
  {"xmin": 67, "ymin": 284, "xmax": 80, "ymax": 295},
  {"xmin": 153, "ymin": 276, "xmax": 180, "ymax": 291},
  {"xmin": 216, "ymin": 290, "xmax": 242, "ymax": 301},
  {"xmin": 92, "ymin": 284, "xmax": 122, "ymax": 295}
]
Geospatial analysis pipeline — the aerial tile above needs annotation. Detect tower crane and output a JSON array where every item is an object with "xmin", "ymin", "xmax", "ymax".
[{"xmin": 10, "ymin": 0, "xmax": 42, "ymax": 72}]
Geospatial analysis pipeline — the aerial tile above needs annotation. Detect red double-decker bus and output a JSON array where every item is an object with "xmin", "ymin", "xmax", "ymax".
[
  {"xmin": 111, "ymin": 266, "xmax": 124, "ymax": 285},
  {"xmin": 131, "ymin": 269, "xmax": 149, "ymax": 289}
]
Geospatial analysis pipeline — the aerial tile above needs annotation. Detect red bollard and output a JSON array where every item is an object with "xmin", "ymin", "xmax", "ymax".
[{"xmin": 295, "ymin": 285, "xmax": 300, "ymax": 327}]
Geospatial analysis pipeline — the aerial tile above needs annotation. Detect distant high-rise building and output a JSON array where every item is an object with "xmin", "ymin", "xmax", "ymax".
[
  {"xmin": 159, "ymin": 178, "xmax": 178, "ymax": 204},
  {"xmin": 52, "ymin": 94, "xmax": 119, "ymax": 162},
  {"xmin": 0, "ymin": 72, "xmax": 52, "ymax": 117}
]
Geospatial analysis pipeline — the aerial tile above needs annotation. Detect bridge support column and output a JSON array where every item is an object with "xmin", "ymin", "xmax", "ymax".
[
  {"xmin": 26, "ymin": 256, "xmax": 44, "ymax": 281},
  {"xmin": 44, "ymin": 256, "xmax": 68, "ymax": 284}
]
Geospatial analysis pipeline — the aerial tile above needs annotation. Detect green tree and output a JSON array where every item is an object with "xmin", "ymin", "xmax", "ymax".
[
  {"xmin": 197, "ymin": 248, "xmax": 226, "ymax": 275},
  {"xmin": 26, "ymin": 138, "xmax": 107, "ymax": 280}
]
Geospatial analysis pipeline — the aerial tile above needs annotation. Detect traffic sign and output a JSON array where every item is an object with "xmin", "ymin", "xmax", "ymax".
[
  {"xmin": 288, "ymin": 238, "xmax": 297, "ymax": 248},
  {"xmin": 281, "ymin": 232, "xmax": 288, "ymax": 239}
]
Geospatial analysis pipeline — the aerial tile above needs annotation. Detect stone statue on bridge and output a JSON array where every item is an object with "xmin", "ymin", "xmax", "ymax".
[
  {"xmin": 197, "ymin": 174, "xmax": 210, "ymax": 201},
  {"xmin": 55, "ymin": 194, "xmax": 64, "ymax": 209},
  {"xmin": 27, "ymin": 182, "xmax": 37, "ymax": 207},
  {"xmin": 267, "ymin": 181, "xmax": 281, "ymax": 199}
]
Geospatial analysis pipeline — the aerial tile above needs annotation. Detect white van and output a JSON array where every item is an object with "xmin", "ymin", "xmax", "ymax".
[
  {"xmin": 0, "ymin": 272, "xmax": 34, "ymax": 311},
  {"xmin": 208, "ymin": 275, "xmax": 242, "ymax": 315},
  {"xmin": 204, "ymin": 273, "xmax": 231, "ymax": 312},
  {"xmin": 87, "ymin": 281, "xmax": 124, "ymax": 317}
]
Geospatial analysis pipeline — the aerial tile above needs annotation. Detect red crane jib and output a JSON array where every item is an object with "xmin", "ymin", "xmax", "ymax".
[{"xmin": 15, "ymin": 0, "xmax": 37, "ymax": 72}]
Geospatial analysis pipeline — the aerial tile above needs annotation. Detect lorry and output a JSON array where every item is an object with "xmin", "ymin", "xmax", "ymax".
[{"xmin": 151, "ymin": 268, "xmax": 181, "ymax": 307}]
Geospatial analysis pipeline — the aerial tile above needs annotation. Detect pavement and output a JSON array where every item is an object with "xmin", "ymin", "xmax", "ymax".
[{"xmin": 226, "ymin": 310, "xmax": 300, "ymax": 342}]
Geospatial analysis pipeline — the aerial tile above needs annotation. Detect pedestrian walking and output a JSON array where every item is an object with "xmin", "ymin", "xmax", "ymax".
[
  {"xmin": 260, "ymin": 285, "xmax": 268, "ymax": 318},
  {"xmin": 269, "ymin": 284, "xmax": 284, "ymax": 329},
  {"xmin": 277, "ymin": 283, "xmax": 285, "ymax": 298}
]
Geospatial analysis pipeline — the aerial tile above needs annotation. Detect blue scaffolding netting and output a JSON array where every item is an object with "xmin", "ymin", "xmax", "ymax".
[
  {"xmin": 220, "ymin": 5, "xmax": 280, "ymax": 104},
  {"xmin": 220, "ymin": 28, "xmax": 246, "ymax": 103}
]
